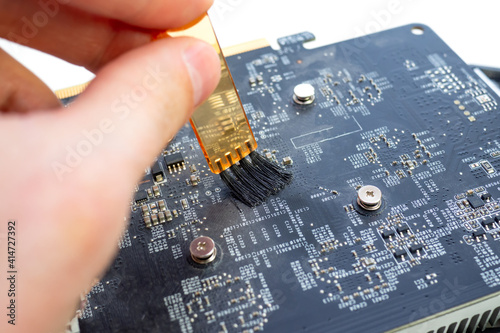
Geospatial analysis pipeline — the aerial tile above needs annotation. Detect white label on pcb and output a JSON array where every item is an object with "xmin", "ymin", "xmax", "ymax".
[
  {"xmin": 237, "ymin": 234, "xmax": 246, "ymax": 249},
  {"xmin": 249, "ymin": 231, "xmax": 258, "ymax": 244},
  {"xmin": 273, "ymin": 224, "xmax": 281, "ymax": 238},
  {"xmin": 262, "ymin": 228, "xmax": 270, "ymax": 241}
]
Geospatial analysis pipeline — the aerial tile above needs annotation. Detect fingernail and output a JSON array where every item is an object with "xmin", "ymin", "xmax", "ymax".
[{"xmin": 183, "ymin": 42, "xmax": 217, "ymax": 106}]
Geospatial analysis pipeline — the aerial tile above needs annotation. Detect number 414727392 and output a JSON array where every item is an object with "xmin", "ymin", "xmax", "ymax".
[{"xmin": 7, "ymin": 220, "xmax": 16, "ymax": 270}]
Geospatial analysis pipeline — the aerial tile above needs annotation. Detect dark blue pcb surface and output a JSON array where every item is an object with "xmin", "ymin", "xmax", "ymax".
[{"xmin": 79, "ymin": 25, "xmax": 500, "ymax": 333}]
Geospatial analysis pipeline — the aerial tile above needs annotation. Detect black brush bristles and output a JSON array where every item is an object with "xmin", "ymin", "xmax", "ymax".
[
  {"xmin": 249, "ymin": 151, "xmax": 293, "ymax": 187},
  {"xmin": 238, "ymin": 158, "xmax": 274, "ymax": 195},
  {"xmin": 219, "ymin": 151, "xmax": 293, "ymax": 207},
  {"xmin": 220, "ymin": 169, "xmax": 260, "ymax": 205},
  {"xmin": 230, "ymin": 163, "xmax": 269, "ymax": 202}
]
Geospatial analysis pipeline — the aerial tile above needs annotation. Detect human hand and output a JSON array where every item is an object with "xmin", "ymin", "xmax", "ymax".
[{"xmin": 0, "ymin": 0, "xmax": 220, "ymax": 332}]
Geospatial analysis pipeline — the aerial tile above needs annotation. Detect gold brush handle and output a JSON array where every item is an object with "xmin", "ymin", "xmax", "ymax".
[{"xmin": 166, "ymin": 14, "xmax": 258, "ymax": 174}]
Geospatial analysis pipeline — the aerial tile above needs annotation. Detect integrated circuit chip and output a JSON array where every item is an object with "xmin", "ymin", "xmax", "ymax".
[
  {"xmin": 468, "ymin": 195, "xmax": 485, "ymax": 209},
  {"xmin": 133, "ymin": 190, "xmax": 148, "ymax": 204},
  {"xmin": 164, "ymin": 152, "xmax": 184, "ymax": 172},
  {"xmin": 396, "ymin": 223, "xmax": 409, "ymax": 235},
  {"xmin": 481, "ymin": 192, "xmax": 492, "ymax": 202},
  {"xmin": 381, "ymin": 228, "xmax": 395, "ymax": 239},
  {"xmin": 409, "ymin": 242, "xmax": 423, "ymax": 254},
  {"xmin": 481, "ymin": 218, "xmax": 496, "ymax": 228},
  {"xmin": 472, "ymin": 229, "xmax": 486, "ymax": 239},
  {"xmin": 393, "ymin": 247, "xmax": 407, "ymax": 260}
]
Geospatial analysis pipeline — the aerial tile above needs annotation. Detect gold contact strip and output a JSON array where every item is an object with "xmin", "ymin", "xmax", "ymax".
[{"xmin": 223, "ymin": 38, "xmax": 269, "ymax": 57}]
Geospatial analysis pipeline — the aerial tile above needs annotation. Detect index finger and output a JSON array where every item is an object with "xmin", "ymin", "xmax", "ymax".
[{"xmin": 67, "ymin": 0, "xmax": 214, "ymax": 29}]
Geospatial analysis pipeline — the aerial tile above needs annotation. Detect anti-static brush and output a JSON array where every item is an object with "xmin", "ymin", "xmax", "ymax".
[{"xmin": 165, "ymin": 15, "xmax": 292, "ymax": 206}]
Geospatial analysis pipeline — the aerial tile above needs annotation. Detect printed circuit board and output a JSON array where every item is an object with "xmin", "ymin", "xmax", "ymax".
[{"xmin": 77, "ymin": 24, "xmax": 500, "ymax": 332}]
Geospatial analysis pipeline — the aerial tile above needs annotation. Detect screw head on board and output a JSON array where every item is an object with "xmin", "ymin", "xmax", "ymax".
[
  {"xmin": 190, "ymin": 236, "xmax": 217, "ymax": 264},
  {"xmin": 357, "ymin": 185, "xmax": 382, "ymax": 211}
]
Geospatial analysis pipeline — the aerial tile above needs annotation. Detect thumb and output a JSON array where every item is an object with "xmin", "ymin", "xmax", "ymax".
[
  {"xmin": 12, "ymin": 37, "xmax": 219, "ymax": 333},
  {"xmin": 68, "ymin": 36, "xmax": 220, "ymax": 180}
]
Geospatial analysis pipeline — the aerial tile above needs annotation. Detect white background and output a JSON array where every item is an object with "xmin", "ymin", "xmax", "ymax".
[{"xmin": 1, "ymin": 0, "xmax": 499, "ymax": 91}]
